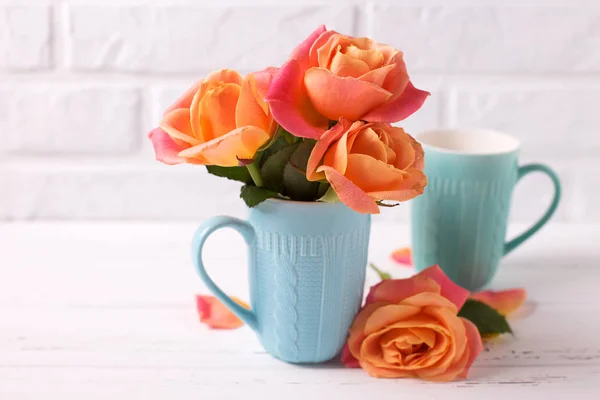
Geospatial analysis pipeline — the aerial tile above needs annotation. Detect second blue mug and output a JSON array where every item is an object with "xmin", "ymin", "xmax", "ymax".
[{"xmin": 411, "ymin": 129, "xmax": 561, "ymax": 291}]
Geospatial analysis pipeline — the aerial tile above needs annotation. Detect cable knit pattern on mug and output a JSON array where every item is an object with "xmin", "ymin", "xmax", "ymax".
[{"xmin": 273, "ymin": 235, "xmax": 299, "ymax": 361}]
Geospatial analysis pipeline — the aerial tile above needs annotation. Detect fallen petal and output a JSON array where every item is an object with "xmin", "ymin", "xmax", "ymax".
[
  {"xmin": 196, "ymin": 295, "xmax": 250, "ymax": 330},
  {"xmin": 391, "ymin": 247, "xmax": 413, "ymax": 267},
  {"xmin": 471, "ymin": 289, "xmax": 527, "ymax": 316}
]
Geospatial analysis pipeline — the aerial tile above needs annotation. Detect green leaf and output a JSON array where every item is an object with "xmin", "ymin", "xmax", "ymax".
[
  {"xmin": 318, "ymin": 186, "xmax": 339, "ymax": 203},
  {"xmin": 458, "ymin": 299, "xmax": 513, "ymax": 336},
  {"xmin": 206, "ymin": 165, "xmax": 251, "ymax": 183},
  {"xmin": 369, "ymin": 263, "xmax": 391, "ymax": 281},
  {"xmin": 282, "ymin": 140, "xmax": 320, "ymax": 201},
  {"xmin": 316, "ymin": 181, "xmax": 330, "ymax": 199},
  {"xmin": 260, "ymin": 142, "xmax": 300, "ymax": 191},
  {"xmin": 240, "ymin": 185, "xmax": 278, "ymax": 208},
  {"xmin": 259, "ymin": 135, "xmax": 289, "ymax": 165}
]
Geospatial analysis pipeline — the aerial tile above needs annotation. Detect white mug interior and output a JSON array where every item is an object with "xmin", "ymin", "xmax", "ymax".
[{"xmin": 414, "ymin": 129, "xmax": 520, "ymax": 155}]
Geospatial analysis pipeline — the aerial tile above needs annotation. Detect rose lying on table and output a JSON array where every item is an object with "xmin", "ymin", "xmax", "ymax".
[{"xmin": 195, "ymin": 265, "xmax": 525, "ymax": 381}]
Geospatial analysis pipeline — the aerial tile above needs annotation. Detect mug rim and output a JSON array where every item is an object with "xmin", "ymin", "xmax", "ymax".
[{"xmin": 414, "ymin": 128, "xmax": 521, "ymax": 155}]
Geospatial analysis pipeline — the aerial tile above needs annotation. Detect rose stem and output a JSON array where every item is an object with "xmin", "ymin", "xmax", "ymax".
[{"xmin": 246, "ymin": 161, "xmax": 264, "ymax": 188}]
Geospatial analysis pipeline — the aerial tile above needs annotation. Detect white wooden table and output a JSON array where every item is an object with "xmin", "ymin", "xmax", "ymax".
[{"xmin": 1, "ymin": 222, "xmax": 599, "ymax": 399}]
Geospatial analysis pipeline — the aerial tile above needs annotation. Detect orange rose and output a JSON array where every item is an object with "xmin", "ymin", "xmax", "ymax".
[
  {"xmin": 265, "ymin": 25, "xmax": 429, "ymax": 139},
  {"xmin": 343, "ymin": 266, "xmax": 483, "ymax": 381},
  {"xmin": 306, "ymin": 119, "xmax": 427, "ymax": 214},
  {"xmin": 149, "ymin": 68, "xmax": 277, "ymax": 167}
]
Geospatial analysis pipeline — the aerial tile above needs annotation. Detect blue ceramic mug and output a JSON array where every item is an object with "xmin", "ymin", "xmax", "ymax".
[
  {"xmin": 192, "ymin": 199, "xmax": 371, "ymax": 363},
  {"xmin": 411, "ymin": 129, "xmax": 561, "ymax": 291}
]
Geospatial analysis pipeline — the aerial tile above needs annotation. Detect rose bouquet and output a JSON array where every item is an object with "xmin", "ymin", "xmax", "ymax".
[{"xmin": 148, "ymin": 25, "xmax": 429, "ymax": 214}]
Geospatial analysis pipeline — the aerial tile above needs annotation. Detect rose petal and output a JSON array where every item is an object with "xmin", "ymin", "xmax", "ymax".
[
  {"xmin": 366, "ymin": 276, "xmax": 441, "ymax": 305},
  {"xmin": 358, "ymin": 64, "xmax": 395, "ymax": 87},
  {"xmin": 198, "ymin": 83, "xmax": 240, "ymax": 141},
  {"xmin": 417, "ymin": 265, "xmax": 470, "ymax": 310},
  {"xmin": 344, "ymin": 45, "xmax": 385, "ymax": 70},
  {"xmin": 383, "ymin": 126, "xmax": 416, "ymax": 170},
  {"xmin": 405, "ymin": 292, "xmax": 459, "ymax": 313},
  {"xmin": 367, "ymin": 168, "xmax": 427, "ymax": 202},
  {"xmin": 165, "ymin": 80, "xmax": 202, "ymax": 114},
  {"xmin": 304, "ymin": 67, "xmax": 392, "ymax": 121},
  {"xmin": 330, "ymin": 51, "xmax": 370, "ymax": 78},
  {"xmin": 318, "ymin": 165, "xmax": 380, "ymax": 214},
  {"xmin": 362, "ymin": 81, "xmax": 430, "ymax": 123},
  {"xmin": 265, "ymin": 59, "xmax": 329, "ymax": 139},
  {"xmin": 378, "ymin": 52, "xmax": 410, "ymax": 96},
  {"xmin": 348, "ymin": 302, "xmax": 390, "ymax": 360},
  {"xmin": 148, "ymin": 127, "xmax": 193, "ymax": 165},
  {"xmin": 350, "ymin": 128, "xmax": 388, "ymax": 162},
  {"xmin": 196, "ymin": 295, "xmax": 249, "ymax": 330},
  {"xmin": 178, "ymin": 126, "xmax": 270, "ymax": 167},
  {"xmin": 292, "ymin": 25, "xmax": 327, "ymax": 66},
  {"xmin": 458, "ymin": 317, "xmax": 484, "ymax": 379},
  {"xmin": 165, "ymin": 70, "xmax": 242, "ymax": 116},
  {"xmin": 306, "ymin": 119, "xmax": 356, "ymax": 181},
  {"xmin": 236, "ymin": 71, "xmax": 273, "ymax": 133},
  {"xmin": 341, "ymin": 343, "xmax": 360, "ymax": 368},
  {"xmin": 314, "ymin": 32, "xmax": 349, "ymax": 70},
  {"xmin": 160, "ymin": 109, "xmax": 201, "ymax": 146},
  {"xmin": 471, "ymin": 289, "xmax": 527, "ymax": 316},
  {"xmin": 344, "ymin": 153, "xmax": 410, "ymax": 194},
  {"xmin": 391, "ymin": 247, "xmax": 412, "ymax": 266},
  {"xmin": 363, "ymin": 304, "xmax": 423, "ymax": 336}
]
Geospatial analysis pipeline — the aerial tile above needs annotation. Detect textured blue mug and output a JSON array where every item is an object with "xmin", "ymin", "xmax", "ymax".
[
  {"xmin": 411, "ymin": 129, "xmax": 561, "ymax": 291},
  {"xmin": 192, "ymin": 199, "xmax": 371, "ymax": 363}
]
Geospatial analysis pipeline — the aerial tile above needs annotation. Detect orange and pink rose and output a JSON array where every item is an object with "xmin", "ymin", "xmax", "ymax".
[
  {"xmin": 149, "ymin": 68, "xmax": 277, "ymax": 167},
  {"xmin": 265, "ymin": 25, "xmax": 429, "ymax": 139},
  {"xmin": 342, "ymin": 265, "xmax": 483, "ymax": 381},
  {"xmin": 306, "ymin": 119, "xmax": 427, "ymax": 214}
]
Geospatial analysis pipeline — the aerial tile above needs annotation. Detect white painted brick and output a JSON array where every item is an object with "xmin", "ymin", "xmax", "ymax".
[
  {"xmin": 369, "ymin": 6, "xmax": 600, "ymax": 72},
  {"xmin": 393, "ymin": 80, "xmax": 442, "ymax": 137},
  {"xmin": 0, "ymin": 166, "xmax": 247, "ymax": 220},
  {"xmin": 0, "ymin": 86, "xmax": 141, "ymax": 155},
  {"xmin": 452, "ymin": 87, "xmax": 600, "ymax": 158},
  {"xmin": 152, "ymin": 85, "xmax": 191, "ymax": 124},
  {"xmin": 67, "ymin": 5, "xmax": 354, "ymax": 72},
  {"xmin": 574, "ymin": 162, "xmax": 600, "ymax": 223},
  {"xmin": 0, "ymin": 6, "xmax": 51, "ymax": 70}
]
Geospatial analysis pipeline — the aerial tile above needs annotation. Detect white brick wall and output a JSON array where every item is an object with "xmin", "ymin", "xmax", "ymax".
[{"xmin": 1, "ymin": 0, "xmax": 599, "ymax": 224}]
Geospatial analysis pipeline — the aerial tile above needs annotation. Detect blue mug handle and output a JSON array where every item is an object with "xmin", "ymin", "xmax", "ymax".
[
  {"xmin": 504, "ymin": 163, "xmax": 561, "ymax": 255},
  {"xmin": 192, "ymin": 216, "xmax": 259, "ymax": 332}
]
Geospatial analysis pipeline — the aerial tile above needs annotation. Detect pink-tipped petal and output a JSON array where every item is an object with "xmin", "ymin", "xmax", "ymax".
[
  {"xmin": 148, "ymin": 127, "xmax": 191, "ymax": 165},
  {"xmin": 306, "ymin": 119, "xmax": 353, "ymax": 181},
  {"xmin": 291, "ymin": 25, "xmax": 327, "ymax": 65},
  {"xmin": 362, "ymin": 81, "xmax": 430, "ymax": 123},
  {"xmin": 417, "ymin": 265, "xmax": 470, "ymax": 310},
  {"xmin": 341, "ymin": 342, "xmax": 360, "ymax": 368},
  {"xmin": 365, "ymin": 276, "xmax": 441, "ymax": 305},
  {"xmin": 458, "ymin": 317, "xmax": 484, "ymax": 379},
  {"xmin": 391, "ymin": 247, "xmax": 413, "ymax": 267},
  {"xmin": 309, "ymin": 29, "xmax": 338, "ymax": 67},
  {"xmin": 196, "ymin": 295, "xmax": 249, "ymax": 330},
  {"xmin": 318, "ymin": 165, "xmax": 380, "ymax": 214},
  {"xmin": 265, "ymin": 59, "xmax": 329, "ymax": 139},
  {"xmin": 165, "ymin": 80, "xmax": 202, "ymax": 114},
  {"xmin": 471, "ymin": 289, "xmax": 527, "ymax": 316}
]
